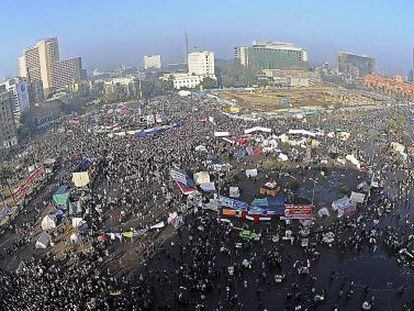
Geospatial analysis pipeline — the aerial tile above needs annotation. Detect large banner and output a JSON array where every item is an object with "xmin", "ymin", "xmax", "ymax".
[
  {"xmin": 14, "ymin": 167, "xmax": 45, "ymax": 202},
  {"xmin": 218, "ymin": 196, "xmax": 249, "ymax": 211},
  {"xmin": 284, "ymin": 204, "xmax": 313, "ymax": 219}
]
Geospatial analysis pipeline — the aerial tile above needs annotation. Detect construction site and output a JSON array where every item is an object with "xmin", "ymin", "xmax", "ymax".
[{"xmin": 218, "ymin": 85, "xmax": 387, "ymax": 113}]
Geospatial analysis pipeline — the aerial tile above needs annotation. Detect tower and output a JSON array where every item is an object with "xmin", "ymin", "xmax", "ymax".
[{"xmin": 184, "ymin": 32, "xmax": 189, "ymax": 64}]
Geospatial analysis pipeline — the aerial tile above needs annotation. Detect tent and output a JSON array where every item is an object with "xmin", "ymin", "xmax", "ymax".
[
  {"xmin": 70, "ymin": 233, "xmax": 81, "ymax": 244},
  {"xmin": 350, "ymin": 192, "xmax": 366, "ymax": 203},
  {"xmin": 345, "ymin": 155, "xmax": 360, "ymax": 169},
  {"xmin": 244, "ymin": 127, "xmax": 272, "ymax": 134},
  {"xmin": 35, "ymin": 232, "xmax": 51, "ymax": 249},
  {"xmin": 278, "ymin": 153, "xmax": 289, "ymax": 162},
  {"xmin": 318, "ymin": 208, "xmax": 330, "ymax": 218},
  {"xmin": 53, "ymin": 186, "xmax": 69, "ymax": 206},
  {"xmin": 69, "ymin": 201, "xmax": 82, "ymax": 215},
  {"xmin": 229, "ymin": 187, "xmax": 240, "ymax": 198},
  {"xmin": 72, "ymin": 172, "xmax": 90, "ymax": 187},
  {"xmin": 41, "ymin": 215, "xmax": 57, "ymax": 231},
  {"xmin": 245, "ymin": 169, "xmax": 258, "ymax": 178},
  {"xmin": 214, "ymin": 131, "xmax": 230, "ymax": 137},
  {"xmin": 150, "ymin": 221, "xmax": 165, "ymax": 230},
  {"xmin": 193, "ymin": 171, "xmax": 210, "ymax": 185}
]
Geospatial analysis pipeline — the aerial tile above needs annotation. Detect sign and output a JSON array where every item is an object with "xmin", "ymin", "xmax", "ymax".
[
  {"xmin": 284, "ymin": 204, "xmax": 313, "ymax": 220},
  {"xmin": 218, "ymin": 196, "xmax": 249, "ymax": 211}
]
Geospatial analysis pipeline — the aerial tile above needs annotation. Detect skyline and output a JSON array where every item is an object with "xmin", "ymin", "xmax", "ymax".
[{"xmin": 1, "ymin": 0, "xmax": 413, "ymax": 78}]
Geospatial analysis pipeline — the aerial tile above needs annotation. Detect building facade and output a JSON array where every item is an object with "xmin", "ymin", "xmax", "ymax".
[
  {"xmin": 143, "ymin": 55, "xmax": 162, "ymax": 69},
  {"xmin": 52, "ymin": 57, "xmax": 83, "ymax": 89},
  {"xmin": 233, "ymin": 46, "xmax": 249, "ymax": 67},
  {"xmin": 188, "ymin": 51, "xmax": 215, "ymax": 76},
  {"xmin": 337, "ymin": 52, "xmax": 375, "ymax": 78},
  {"xmin": 0, "ymin": 77, "xmax": 30, "ymax": 127},
  {"xmin": 0, "ymin": 92, "xmax": 18, "ymax": 149},
  {"xmin": 19, "ymin": 37, "xmax": 83, "ymax": 97},
  {"xmin": 234, "ymin": 41, "xmax": 308, "ymax": 71}
]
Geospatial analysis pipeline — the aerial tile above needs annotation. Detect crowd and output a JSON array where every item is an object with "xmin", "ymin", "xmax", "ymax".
[{"xmin": 0, "ymin": 93, "xmax": 414, "ymax": 310}]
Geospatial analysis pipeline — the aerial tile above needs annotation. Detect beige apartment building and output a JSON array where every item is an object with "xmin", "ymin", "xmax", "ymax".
[
  {"xmin": 188, "ymin": 51, "xmax": 215, "ymax": 76},
  {"xmin": 19, "ymin": 37, "xmax": 83, "ymax": 97}
]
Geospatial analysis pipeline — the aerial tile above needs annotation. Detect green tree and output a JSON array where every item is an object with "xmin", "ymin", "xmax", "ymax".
[{"xmin": 201, "ymin": 77, "xmax": 217, "ymax": 89}]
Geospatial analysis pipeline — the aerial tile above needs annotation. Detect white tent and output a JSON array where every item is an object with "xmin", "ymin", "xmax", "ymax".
[
  {"xmin": 41, "ymin": 215, "xmax": 57, "ymax": 231},
  {"xmin": 70, "ymin": 233, "xmax": 81, "ymax": 244},
  {"xmin": 229, "ymin": 187, "xmax": 240, "ymax": 198},
  {"xmin": 345, "ymin": 154, "xmax": 360, "ymax": 169},
  {"xmin": 193, "ymin": 171, "xmax": 210, "ymax": 185},
  {"xmin": 214, "ymin": 131, "xmax": 230, "ymax": 137},
  {"xmin": 318, "ymin": 208, "xmax": 330, "ymax": 218},
  {"xmin": 244, "ymin": 127, "xmax": 272, "ymax": 134},
  {"xmin": 150, "ymin": 221, "xmax": 165, "ymax": 230},
  {"xmin": 35, "ymin": 232, "xmax": 51, "ymax": 249},
  {"xmin": 350, "ymin": 192, "xmax": 366, "ymax": 203},
  {"xmin": 245, "ymin": 169, "xmax": 258, "ymax": 178},
  {"xmin": 72, "ymin": 217, "xmax": 84, "ymax": 228},
  {"xmin": 278, "ymin": 153, "xmax": 289, "ymax": 162}
]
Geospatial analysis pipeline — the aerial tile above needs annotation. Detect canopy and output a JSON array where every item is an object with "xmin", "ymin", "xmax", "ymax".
[
  {"xmin": 245, "ymin": 169, "xmax": 258, "ymax": 178},
  {"xmin": 53, "ymin": 186, "xmax": 69, "ymax": 205},
  {"xmin": 193, "ymin": 171, "xmax": 210, "ymax": 185},
  {"xmin": 41, "ymin": 215, "xmax": 56, "ymax": 231},
  {"xmin": 244, "ymin": 127, "xmax": 272, "ymax": 134},
  {"xmin": 72, "ymin": 172, "xmax": 90, "ymax": 188},
  {"xmin": 36, "ymin": 232, "xmax": 51, "ymax": 249}
]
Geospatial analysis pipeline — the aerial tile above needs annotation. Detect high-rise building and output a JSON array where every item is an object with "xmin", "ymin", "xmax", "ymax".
[
  {"xmin": 234, "ymin": 41, "xmax": 308, "ymax": 70},
  {"xmin": 337, "ymin": 52, "xmax": 375, "ymax": 78},
  {"xmin": 184, "ymin": 32, "xmax": 189, "ymax": 64},
  {"xmin": 143, "ymin": 55, "xmax": 162, "ymax": 70},
  {"xmin": 233, "ymin": 46, "xmax": 249, "ymax": 67},
  {"xmin": 0, "ymin": 91, "xmax": 18, "ymax": 149},
  {"xmin": 52, "ymin": 57, "xmax": 83, "ymax": 89},
  {"xmin": 188, "ymin": 51, "xmax": 215, "ymax": 76},
  {"xmin": 0, "ymin": 77, "xmax": 30, "ymax": 127},
  {"xmin": 19, "ymin": 37, "xmax": 59, "ymax": 95},
  {"xmin": 19, "ymin": 37, "xmax": 83, "ymax": 97}
]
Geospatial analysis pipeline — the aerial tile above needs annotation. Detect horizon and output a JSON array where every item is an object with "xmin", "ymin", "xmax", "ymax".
[{"xmin": 1, "ymin": 0, "xmax": 413, "ymax": 78}]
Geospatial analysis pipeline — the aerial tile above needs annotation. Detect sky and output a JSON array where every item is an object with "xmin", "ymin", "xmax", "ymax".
[{"xmin": 1, "ymin": 0, "xmax": 413, "ymax": 78}]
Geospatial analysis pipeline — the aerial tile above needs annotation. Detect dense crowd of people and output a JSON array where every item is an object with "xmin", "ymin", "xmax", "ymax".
[{"xmin": 1, "ymin": 92, "xmax": 414, "ymax": 309}]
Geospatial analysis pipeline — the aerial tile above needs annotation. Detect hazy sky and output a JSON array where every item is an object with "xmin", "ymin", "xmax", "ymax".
[{"xmin": 1, "ymin": 0, "xmax": 413, "ymax": 77}]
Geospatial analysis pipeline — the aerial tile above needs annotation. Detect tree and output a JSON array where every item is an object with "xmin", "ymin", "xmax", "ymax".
[{"xmin": 201, "ymin": 77, "xmax": 217, "ymax": 89}]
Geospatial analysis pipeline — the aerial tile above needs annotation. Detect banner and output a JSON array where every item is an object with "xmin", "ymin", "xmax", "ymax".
[
  {"xmin": 14, "ymin": 167, "xmax": 45, "ymax": 202},
  {"xmin": 218, "ymin": 196, "xmax": 249, "ymax": 211},
  {"xmin": 170, "ymin": 169, "xmax": 197, "ymax": 195},
  {"xmin": 284, "ymin": 204, "xmax": 313, "ymax": 219}
]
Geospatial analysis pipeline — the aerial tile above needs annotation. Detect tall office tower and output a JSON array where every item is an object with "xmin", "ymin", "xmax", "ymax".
[
  {"xmin": 184, "ymin": 32, "xmax": 189, "ymax": 64},
  {"xmin": 0, "ymin": 77, "xmax": 30, "ymax": 127},
  {"xmin": 52, "ymin": 57, "xmax": 83, "ymax": 89},
  {"xmin": 233, "ymin": 46, "xmax": 249, "ymax": 67},
  {"xmin": 19, "ymin": 37, "xmax": 59, "ymax": 96},
  {"xmin": 0, "ymin": 91, "xmax": 18, "ymax": 149},
  {"xmin": 19, "ymin": 37, "xmax": 83, "ymax": 97},
  {"xmin": 143, "ymin": 55, "xmax": 162, "ymax": 69},
  {"xmin": 188, "ymin": 51, "xmax": 215, "ymax": 76},
  {"xmin": 337, "ymin": 51, "xmax": 375, "ymax": 78}
]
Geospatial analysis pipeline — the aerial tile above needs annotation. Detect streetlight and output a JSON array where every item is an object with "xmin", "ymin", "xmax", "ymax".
[{"xmin": 311, "ymin": 177, "xmax": 318, "ymax": 206}]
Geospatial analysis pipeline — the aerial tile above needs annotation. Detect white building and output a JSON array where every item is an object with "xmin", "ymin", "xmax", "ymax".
[
  {"xmin": 143, "ymin": 55, "xmax": 162, "ymax": 70},
  {"xmin": 0, "ymin": 77, "xmax": 30, "ymax": 127},
  {"xmin": 188, "ymin": 51, "xmax": 215, "ymax": 76},
  {"xmin": 233, "ymin": 46, "xmax": 249, "ymax": 67}
]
